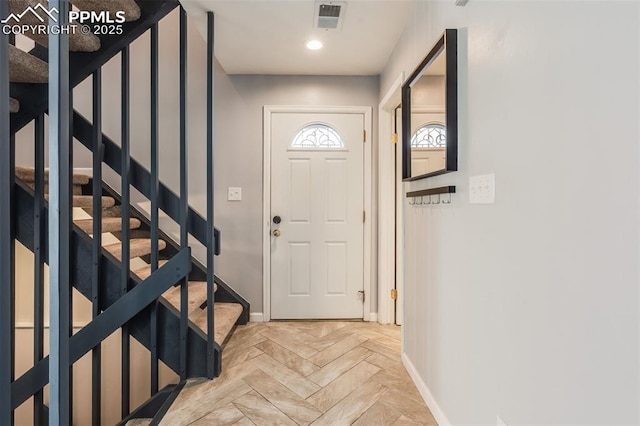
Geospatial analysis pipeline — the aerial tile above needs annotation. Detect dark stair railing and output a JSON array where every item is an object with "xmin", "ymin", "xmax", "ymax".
[
  {"xmin": 34, "ymin": 113, "xmax": 46, "ymax": 426},
  {"xmin": 48, "ymin": 2, "xmax": 72, "ymax": 422},
  {"xmin": 0, "ymin": 2, "xmax": 236, "ymax": 424},
  {"xmin": 91, "ymin": 64, "xmax": 103, "ymax": 426},
  {"xmin": 0, "ymin": 2, "xmax": 14, "ymax": 425}
]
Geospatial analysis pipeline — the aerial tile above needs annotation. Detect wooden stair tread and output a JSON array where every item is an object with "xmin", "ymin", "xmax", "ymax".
[
  {"xmin": 70, "ymin": 195, "xmax": 115, "ymax": 209},
  {"xmin": 9, "ymin": 98, "xmax": 19, "ymax": 113},
  {"xmin": 162, "ymin": 281, "xmax": 214, "ymax": 320},
  {"xmin": 125, "ymin": 419, "xmax": 151, "ymax": 426},
  {"xmin": 74, "ymin": 217, "xmax": 142, "ymax": 234},
  {"xmin": 9, "ymin": 45, "xmax": 48, "ymax": 83},
  {"xmin": 43, "ymin": 194, "xmax": 115, "ymax": 209},
  {"xmin": 27, "ymin": 182, "xmax": 83, "ymax": 195},
  {"xmin": 25, "ymin": 30, "xmax": 100, "ymax": 52},
  {"xmin": 16, "ymin": 166, "xmax": 91, "ymax": 185},
  {"xmin": 71, "ymin": 0, "xmax": 141, "ymax": 21},
  {"xmin": 104, "ymin": 239, "xmax": 167, "ymax": 260},
  {"xmin": 133, "ymin": 260, "xmax": 169, "ymax": 280},
  {"xmin": 193, "ymin": 303, "xmax": 243, "ymax": 345},
  {"xmin": 9, "ymin": 0, "xmax": 100, "ymax": 51},
  {"xmin": 192, "ymin": 280, "xmax": 218, "ymax": 294}
]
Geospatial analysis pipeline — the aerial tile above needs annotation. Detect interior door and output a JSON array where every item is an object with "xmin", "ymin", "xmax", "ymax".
[{"xmin": 270, "ymin": 111, "xmax": 365, "ymax": 319}]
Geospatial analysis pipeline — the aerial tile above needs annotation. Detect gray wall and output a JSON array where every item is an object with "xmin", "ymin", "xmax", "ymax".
[
  {"xmin": 382, "ymin": 1, "xmax": 639, "ymax": 425},
  {"xmin": 214, "ymin": 69, "xmax": 380, "ymax": 314}
]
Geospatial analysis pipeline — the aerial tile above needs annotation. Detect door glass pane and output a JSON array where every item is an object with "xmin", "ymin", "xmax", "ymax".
[{"xmin": 291, "ymin": 124, "xmax": 345, "ymax": 149}]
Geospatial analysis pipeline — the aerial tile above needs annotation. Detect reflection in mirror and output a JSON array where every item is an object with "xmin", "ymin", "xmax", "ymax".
[
  {"xmin": 402, "ymin": 29, "xmax": 457, "ymax": 181},
  {"xmin": 410, "ymin": 52, "xmax": 446, "ymax": 176}
]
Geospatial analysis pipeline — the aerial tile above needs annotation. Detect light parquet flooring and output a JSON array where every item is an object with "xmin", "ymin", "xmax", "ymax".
[{"xmin": 160, "ymin": 321, "xmax": 437, "ymax": 426}]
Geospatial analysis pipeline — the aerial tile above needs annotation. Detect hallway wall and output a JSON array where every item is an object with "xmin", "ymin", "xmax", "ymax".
[
  {"xmin": 381, "ymin": 1, "xmax": 639, "ymax": 425},
  {"xmin": 213, "ymin": 69, "xmax": 379, "ymax": 316}
]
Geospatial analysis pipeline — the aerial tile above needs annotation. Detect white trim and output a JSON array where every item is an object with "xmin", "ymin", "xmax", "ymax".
[
  {"xmin": 72, "ymin": 167, "xmax": 94, "ymax": 176},
  {"xmin": 250, "ymin": 312, "xmax": 265, "ymax": 323},
  {"xmin": 15, "ymin": 322, "xmax": 88, "ymax": 329},
  {"xmin": 368, "ymin": 312, "xmax": 378, "ymax": 323},
  {"xmin": 395, "ymin": 116, "xmax": 405, "ymax": 327},
  {"xmin": 42, "ymin": 167, "xmax": 93, "ymax": 175},
  {"xmin": 402, "ymin": 352, "xmax": 451, "ymax": 426},
  {"xmin": 377, "ymin": 73, "xmax": 404, "ymax": 325},
  {"xmin": 263, "ymin": 105, "xmax": 373, "ymax": 322},
  {"xmin": 362, "ymin": 106, "xmax": 373, "ymax": 322},
  {"xmin": 263, "ymin": 107, "xmax": 272, "ymax": 321}
]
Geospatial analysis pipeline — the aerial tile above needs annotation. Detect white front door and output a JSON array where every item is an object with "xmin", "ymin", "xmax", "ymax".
[{"xmin": 270, "ymin": 111, "xmax": 365, "ymax": 319}]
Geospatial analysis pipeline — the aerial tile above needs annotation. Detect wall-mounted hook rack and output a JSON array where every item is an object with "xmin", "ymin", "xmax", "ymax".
[{"xmin": 406, "ymin": 186, "xmax": 456, "ymax": 198}]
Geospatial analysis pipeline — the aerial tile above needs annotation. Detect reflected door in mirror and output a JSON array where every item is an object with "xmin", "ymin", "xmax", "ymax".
[{"xmin": 411, "ymin": 110, "xmax": 445, "ymax": 176}]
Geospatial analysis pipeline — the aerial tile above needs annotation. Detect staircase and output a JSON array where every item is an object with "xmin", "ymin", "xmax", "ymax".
[
  {"xmin": 15, "ymin": 166, "xmax": 246, "ymax": 349},
  {"xmin": 1, "ymin": 1, "xmax": 248, "ymax": 424}
]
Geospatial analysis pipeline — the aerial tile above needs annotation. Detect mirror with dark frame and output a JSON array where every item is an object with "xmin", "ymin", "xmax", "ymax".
[{"xmin": 402, "ymin": 29, "xmax": 458, "ymax": 181}]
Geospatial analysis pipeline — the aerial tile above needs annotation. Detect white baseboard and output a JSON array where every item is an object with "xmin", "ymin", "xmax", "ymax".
[
  {"xmin": 367, "ymin": 312, "xmax": 378, "ymax": 322},
  {"xmin": 402, "ymin": 352, "xmax": 451, "ymax": 426},
  {"xmin": 34, "ymin": 167, "xmax": 93, "ymax": 175},
  {"xmin": 73, "ymin": 167, "xmax": 94, "ymax": 176},
  {"xmin": 16, "ymin": 322, "xmax": 87, "ymax": 329},
  {"xmin": 250, "ymin": 312, "xmax": 265, "ymax": 322}
]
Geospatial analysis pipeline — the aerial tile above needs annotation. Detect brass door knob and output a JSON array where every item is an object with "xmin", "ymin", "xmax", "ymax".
[{"xmin": 273, "ymin": 229, "xmax": 281, "ymax": 237}]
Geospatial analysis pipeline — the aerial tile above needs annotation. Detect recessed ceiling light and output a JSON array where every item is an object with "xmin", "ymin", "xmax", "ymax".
[{"xmin": 306, "ymin": 40, "xmax": 323, "ymax": 50}]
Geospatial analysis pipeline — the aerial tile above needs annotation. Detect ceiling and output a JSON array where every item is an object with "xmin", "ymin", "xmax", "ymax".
[{"xmin": 181, "ymin": 0, "xmax": 416, "ymax": 76}]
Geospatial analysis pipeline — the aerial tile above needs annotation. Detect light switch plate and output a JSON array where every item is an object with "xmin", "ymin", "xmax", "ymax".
[
  {"xmin": 469, "ymin": 173, "xmax": 495, "ymax": 204},
  {"xmin": 228, "ymin": 187, "xmax": 242, "ymax": 201}
]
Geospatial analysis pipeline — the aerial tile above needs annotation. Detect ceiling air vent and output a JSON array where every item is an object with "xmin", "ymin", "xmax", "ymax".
[{"xmin": 314, "ymin": 1, "xmax": 346, "ymax": 30}]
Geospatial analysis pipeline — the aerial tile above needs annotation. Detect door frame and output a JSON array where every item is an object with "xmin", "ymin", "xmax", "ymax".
[
  {"xmin": 262, "ymin": 106, "xmax": 373, "ymax": 322},
  {"xmin": 377, "ymin": 73, "xmax": 404, "ymax": 325}
]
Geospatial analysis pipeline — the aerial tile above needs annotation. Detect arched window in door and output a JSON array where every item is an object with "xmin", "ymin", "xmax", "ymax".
[
  {"xmin": 411, "ymin": 124, "xmax": 446, "ymax": 148},
  {"xmin": 291, "ymin": 123, "xmax": 345, "ymax": 149}
]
